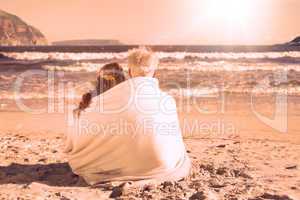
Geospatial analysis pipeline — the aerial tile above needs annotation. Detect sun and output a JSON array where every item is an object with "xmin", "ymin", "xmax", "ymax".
[{"xmin": 204, "ymin": 0, "xmax": 254, "ymax": 25}]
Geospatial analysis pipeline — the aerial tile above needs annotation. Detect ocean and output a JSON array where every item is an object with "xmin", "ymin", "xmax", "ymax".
[{"xmin": 0, "ymin": 45, "xmax": 300, "ymax": 112}]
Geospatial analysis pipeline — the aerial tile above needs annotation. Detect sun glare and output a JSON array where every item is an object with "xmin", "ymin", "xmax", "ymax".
[{"xmin": 205, "ymin": 0, "xmax": 254, "ymax": 24}]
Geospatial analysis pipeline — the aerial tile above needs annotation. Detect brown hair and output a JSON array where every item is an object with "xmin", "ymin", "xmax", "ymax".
[{"xmin": 77, "ymin": 63, "xmax": 125, "ymax": 113}]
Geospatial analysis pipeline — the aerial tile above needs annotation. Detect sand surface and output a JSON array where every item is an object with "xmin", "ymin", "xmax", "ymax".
[
  {"xmin": 0, "ymin": 131, "xmax": 299, "ymax": 200},
  {"xmin": 0, "ymin": 94, "xmax": 299, "ymax": 199}
]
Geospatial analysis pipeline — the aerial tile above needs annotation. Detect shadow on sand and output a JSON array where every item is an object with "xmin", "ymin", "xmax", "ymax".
[{"xmin": 0, "ymin": 162, "xmax": 88, "ymax": 187}]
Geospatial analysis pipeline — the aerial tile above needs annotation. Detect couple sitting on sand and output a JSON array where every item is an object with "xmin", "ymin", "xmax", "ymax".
[{"xmin": 64, "ymin": 47, "xmax": 191, "ymax": 185}]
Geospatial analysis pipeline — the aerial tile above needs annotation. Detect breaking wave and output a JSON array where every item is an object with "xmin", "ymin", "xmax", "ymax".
[
  {"xmin": 2, "ymin": 51, "xmax": 300, "ymax": 62},
  {"xmin": 1, "ymin": 50, "xmax": 300, "ymax": 101}
]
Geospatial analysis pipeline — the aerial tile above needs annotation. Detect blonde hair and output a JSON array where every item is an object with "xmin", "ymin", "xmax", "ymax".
[{"xmin": 127, "ymin": 47, "xmax": 159, "ymax": 77}]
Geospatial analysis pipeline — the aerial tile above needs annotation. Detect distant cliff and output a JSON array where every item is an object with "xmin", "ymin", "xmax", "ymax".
[
  {"xmin": 52, "ymin": 39, "xmax": 123, "ymax": 46},
  {"xmin": 0, "ymin": 10, "xmax": 47, "ymax": 46},
  {"xmin": 287, "ymin": 36, "xmax": 300, "ymax": 46}
]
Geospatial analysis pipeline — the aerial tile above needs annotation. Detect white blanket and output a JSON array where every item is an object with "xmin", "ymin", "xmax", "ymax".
[{"xmin": 64, "ymin": 77, "xmax": 190, "ymax": 185}]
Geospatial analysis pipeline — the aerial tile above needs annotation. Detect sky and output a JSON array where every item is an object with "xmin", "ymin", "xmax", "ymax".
[{"xmin": 1, "ymin": 0, "xmax": 300, "ymax": 45}]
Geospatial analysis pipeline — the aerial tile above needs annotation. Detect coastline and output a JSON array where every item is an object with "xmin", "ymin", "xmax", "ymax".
[{"xmin": 1, "ymin": 93, "xmax": 299, "ymax": 143}]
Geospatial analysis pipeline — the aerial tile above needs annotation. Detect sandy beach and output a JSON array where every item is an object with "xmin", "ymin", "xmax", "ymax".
[
  {"xmin": 1, "ymin": 0, "xmax": 300, "ymax": 198},
  {"xmin": 0, "ymin": 94, "xmax": 299, "ymax": 200},
  {"xmin": 0, "ymin": 130, "xmax": 299, "ymax": 199}
]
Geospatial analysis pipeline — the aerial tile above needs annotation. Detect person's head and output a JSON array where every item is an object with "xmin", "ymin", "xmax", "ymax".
[
  {"xmin": 96, "ymin": 62, "xmax": 126, "ymax": 94},
  {"xmin": 127, "ymin": 47, "xmax": 159, "ymax": 78},
  {"xmin": 77, "ymin": 63, "xmax": 125, "ymax": 113}
]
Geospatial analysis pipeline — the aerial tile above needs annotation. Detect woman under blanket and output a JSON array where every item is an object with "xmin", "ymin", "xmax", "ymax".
[{"xmin": 65, "ymin": 48, "xmax": 191, "ymax": 185}]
